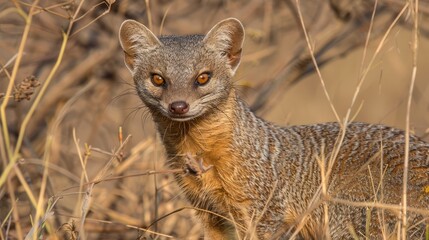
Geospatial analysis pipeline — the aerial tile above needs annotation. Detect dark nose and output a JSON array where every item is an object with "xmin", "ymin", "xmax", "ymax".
[{"xmin": 169, "ymin": 101, "xmax": 189, "ymax": 114}]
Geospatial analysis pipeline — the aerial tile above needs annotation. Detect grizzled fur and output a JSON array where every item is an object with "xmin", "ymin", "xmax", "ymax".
[{"xmin": 119, "ymin": 18, "xmax": 429, "ymax": 239}]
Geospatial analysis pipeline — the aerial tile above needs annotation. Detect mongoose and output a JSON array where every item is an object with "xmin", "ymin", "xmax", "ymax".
[{"xmin": 119, "ymin": 18, "xmax": 429, "ymax": 239}]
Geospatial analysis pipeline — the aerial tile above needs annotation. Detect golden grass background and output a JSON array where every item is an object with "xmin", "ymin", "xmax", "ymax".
[{"xmin": 0, "ymin": 0, "xmax": 429, "ymax": 239}]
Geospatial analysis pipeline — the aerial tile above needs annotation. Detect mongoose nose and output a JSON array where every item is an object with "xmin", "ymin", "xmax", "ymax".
[{"xmin": 169, "ymin": 101, "xmax": 189, "ymax": 114}]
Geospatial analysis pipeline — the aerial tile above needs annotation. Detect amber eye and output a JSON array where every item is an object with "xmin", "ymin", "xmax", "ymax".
[
  {"xmin": 195, "ymin": 72, "xmax": 211, "ymax": 86},
  {"xmin": 151, "ymin": 74, "xmax": 165, "ymax": 87}
]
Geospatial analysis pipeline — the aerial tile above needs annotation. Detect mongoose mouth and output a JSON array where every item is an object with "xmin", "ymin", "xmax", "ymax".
[{"xmin": 167, "ymin": 113, "xmax": 200, "ymax": 122}]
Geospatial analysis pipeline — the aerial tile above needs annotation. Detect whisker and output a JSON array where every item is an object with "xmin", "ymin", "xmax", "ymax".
[{"xmin": 122, "ymin": 104, "xmax": 147, "ymax": 124}]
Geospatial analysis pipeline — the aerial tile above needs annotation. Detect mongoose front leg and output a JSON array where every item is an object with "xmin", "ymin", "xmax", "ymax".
[
  {"xmin": 184, "ymin": 153, "xmax": 213, "ymax": 177},
  {"xmin": 183, "ymin": 154, "xmax": 237, "ymax": 239}
]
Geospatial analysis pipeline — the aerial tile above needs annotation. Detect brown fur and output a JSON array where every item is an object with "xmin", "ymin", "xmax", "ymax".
[{"xmin": 152, "ymin": 92, "xmax": 253, "ymax": 238}]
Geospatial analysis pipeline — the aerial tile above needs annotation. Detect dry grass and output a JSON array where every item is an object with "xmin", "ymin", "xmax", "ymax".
[{"xmin": 1, "ymin": 0, "xmax": 429, "ymax": 239}]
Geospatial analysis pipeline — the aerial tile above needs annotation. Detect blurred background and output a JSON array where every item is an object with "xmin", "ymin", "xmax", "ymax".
[{"xmin": 1, "ymin": 0, "xmax": 429, "ymax": 239}]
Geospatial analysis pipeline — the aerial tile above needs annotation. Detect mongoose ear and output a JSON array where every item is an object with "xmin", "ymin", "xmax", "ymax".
[
  {"xmin": 119, "ymin": 20, "xmax": 162, "ymax": 72},
  {"xmin": 203, "ymin": 18, "xmax": 244, "ymax": 73}
]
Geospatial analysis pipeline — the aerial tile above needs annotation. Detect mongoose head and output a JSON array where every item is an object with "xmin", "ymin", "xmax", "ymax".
[{"xmin": 119, "ymin": 18, "xmax": 244, "ymax": 122}]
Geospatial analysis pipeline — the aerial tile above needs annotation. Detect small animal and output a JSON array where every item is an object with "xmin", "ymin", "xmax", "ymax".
[{"xmin": 119, "ymin": 18, "xmax": 429, "ymax": 239}]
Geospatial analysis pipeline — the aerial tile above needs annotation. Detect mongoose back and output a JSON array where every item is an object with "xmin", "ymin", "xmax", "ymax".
[{"xmin": 119, "ymin": 18, "xmax": 429, "ymax": 239}]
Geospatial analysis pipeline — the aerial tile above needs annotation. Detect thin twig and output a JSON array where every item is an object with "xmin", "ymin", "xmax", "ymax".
[
  {"xmin": 402, "ymin": 0, "xmax": 419, "ymax": 237},
  {"xmin": 32, "ymin": 135, "xmax": 53, "ymax": 240},
  {"xmin": 329, "ymin": 197, "xmax": 429, "ymax": 216},
  {"xmin": 78, "ymin": 134, "xmax": 132, "ymax": 239},
  {"xmin": 159, "ymin": 4, "xmax": 172, "ymax": 35},
  {"xmin": 0, "ymin": 0, "xmax": 38, "ymax": 188},
  {"xmin": 295, "ymin": 0, "xmax": 340, "ymax": 123},
  {"xmin": 73, "ymin": 129, "xmax": 89, "ymax": 183},
  {"xmin": 145, "ymin": 0, "xmax": 153, "ymax": 30},
  {"xmin": 71, "ymin": 1, "xmax": 113, "ymax": 37}
]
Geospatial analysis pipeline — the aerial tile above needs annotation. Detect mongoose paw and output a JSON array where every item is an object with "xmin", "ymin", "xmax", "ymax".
[{"xmin": 184, "ymin": 153, "xmax": 213, "ymax": 177}]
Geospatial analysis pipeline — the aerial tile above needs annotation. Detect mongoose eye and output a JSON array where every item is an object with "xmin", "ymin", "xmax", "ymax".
[
  {"xmin": 195, "ymin": 72, "xmax": 211, "ymax": 86},
  {"xmin": 151, "ymin": 74, "xmax": 165, "ymax": 87}
]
